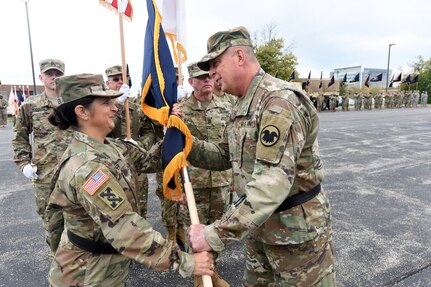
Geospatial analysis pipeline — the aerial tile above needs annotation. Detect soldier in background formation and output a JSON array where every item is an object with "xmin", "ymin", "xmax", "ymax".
[
  {"xmin": 363, "ymin": 93, "xmax": 372, "ymax": 110},
  {"xmin": 178, "ymin": 62, "xmax": 233, "ymax": 287},
  {"xmin": 412, "ymin": 90, "xmax": 420, "ymax": 107},
  {"xmin": 374, "ymin": 93, "xmax": 383, "ymax": 109},
  {"xmin": 329, "ymin": 94, "xmax": 338, "ymax": 112},
  {"xmin": 12, "ymin": 59, "xmax": 72, "ymax": 254},
  {"xmin": 313, "ymin": 89, "xmax": 429, "ymax": 112},
  {"xmin": 187, "ymin": 26, "xmax": 335, "ymax": 287},
  {"xmin": 0, "ymin": 94, "xmax": 7, "ymax": 127},
  {"xmin": 341, "ymin": 92, "xmax": 349, "ymax": 111},
  {"xmin": 421, "ymin": 91, "xmax": 428, "ymax": 107}
]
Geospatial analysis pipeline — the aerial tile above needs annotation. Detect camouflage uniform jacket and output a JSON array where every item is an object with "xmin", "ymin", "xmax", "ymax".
[
  {"xmin": 109, "ymin": 97, "xmax": 163, "ymax": 149},
  {"xmin": 179, "ymin": 93, "xmax": 232, "ymax": 188},
  {"xmin": 188, "ymin": 69, "xmax": 330, "ymax": 250},
  {"xmin": 47, "ymin": 131, "xmax": 194, "ymax": 286},
  {"xmin": 0, "ymin": 98, "xmax": 7, "ymax": 109},
  {"xmin": 12, "ymin": 91, "xmax": 74, "ymax": 183}
]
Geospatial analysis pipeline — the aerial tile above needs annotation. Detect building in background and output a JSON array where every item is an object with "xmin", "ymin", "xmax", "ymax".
[{"xmin": 333, "ymin": 66, "xmax": 391, "ymax": 89}]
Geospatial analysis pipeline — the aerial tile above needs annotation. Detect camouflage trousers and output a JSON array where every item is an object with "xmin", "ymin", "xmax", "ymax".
[
  {"xmin": 178, "ymin": 185, "xmax": 232, "ymax": 227},
  {"xmin": 34, "ymin": 182, "xmax": 64, "ymax": 253},
  {"xmin": 155, "ymin": 172, "xmax": 179, "ymax": 228},
  {"xmin": 243, "ymin": 227, "xmax": 336, "ymax": 287},
  {"xmin": 0, "ymin": 109, "xmax": 7, "ymax": 125},
  {"xmin": 136, "ymin": 173, "xmax": 149, "ymax": 218}
]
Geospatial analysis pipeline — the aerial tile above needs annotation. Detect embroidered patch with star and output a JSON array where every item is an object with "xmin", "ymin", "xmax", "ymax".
[
  {"xmin": 260, "ymin": 125, "xmax": 280, "ymax": 147},
  {"xmin": 98, "ymin": 186, "xmax": 124, "ymax": 210},
  {"xmin": 83, "ymin": 170, "xmax": 110, "ymax": 195}
]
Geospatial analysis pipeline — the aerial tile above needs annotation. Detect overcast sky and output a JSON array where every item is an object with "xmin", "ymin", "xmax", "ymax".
[{"xmin": 2, "ymin": 0, "xmax": 430, "ymax": 93}]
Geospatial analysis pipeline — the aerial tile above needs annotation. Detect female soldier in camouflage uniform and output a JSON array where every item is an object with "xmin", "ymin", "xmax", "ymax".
[{"xmin": 46, "ymin": 74, "xmax": 213, "ymax": 287}]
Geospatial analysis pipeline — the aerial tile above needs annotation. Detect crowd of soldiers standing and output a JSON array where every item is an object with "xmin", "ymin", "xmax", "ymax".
[{"xmin": 309, "ymin": 90, "xmax": 428, "ymax": 112}]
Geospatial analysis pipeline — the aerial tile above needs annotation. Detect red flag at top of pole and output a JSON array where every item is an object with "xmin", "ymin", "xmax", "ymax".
[{"xmin": 99, "ymin": 0, "xmax": 133, "ymax": 21}]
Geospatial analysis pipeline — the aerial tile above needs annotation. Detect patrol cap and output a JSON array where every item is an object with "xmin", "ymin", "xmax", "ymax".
[
  {"xmin": 39, "ymin": 59, "xmax": 65, "ymax": 74},
  {"xmin": 105, "ymin": 65, "xmax": 123, "ymax": 77},
  {"xmin": 55, "ymin": 73, "xmax": 122, "ymax": 105},
  {"xmin": 187, "ymin": 62, "xmax": 209, "ymax": 78},
  {"xmin": 197, "ymin": 26, "xmax": 252, "ymax": 71}
]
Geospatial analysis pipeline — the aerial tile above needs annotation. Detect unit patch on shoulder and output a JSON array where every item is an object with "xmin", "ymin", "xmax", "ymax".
[
  {"xmin": 98, "ymin": 186, "xmax": 124, "ymax": 210},
  {"xmin": 260, "ymin": 125, "xmax": 280, "ymax": 147},
  {"xmin": 83, "ymin": 170, "xmax": 110, "ymax": 195}
]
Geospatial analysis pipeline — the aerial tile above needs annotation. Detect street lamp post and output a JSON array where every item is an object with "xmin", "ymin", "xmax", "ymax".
[{"xmin": 386, "ymin": 43, "xmax": 396, "ymax": 94}]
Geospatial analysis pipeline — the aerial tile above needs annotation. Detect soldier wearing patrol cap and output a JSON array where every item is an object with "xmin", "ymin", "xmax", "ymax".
[
  {"xmin": 45, "ymin": 73, "xmax": 214, "ymax": 286},
  {"xmin": 177, "ymin": 62, "xmax": 233, "ymax": 287},
  {"xmin": 185, "ymin": 26, "xmax": 336, "ymax": 286},
  {"xmin": 12, "ymin": 58, "xmax": 73, "ymax": 254},
  {"xmin": 104, "ymin": 65, "xmax": 164, "ymax": 218}
]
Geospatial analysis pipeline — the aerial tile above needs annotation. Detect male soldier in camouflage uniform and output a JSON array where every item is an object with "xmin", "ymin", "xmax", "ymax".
[
  {"xmin": 178, "ymin": 62, "xmax": 233, "ymax": 287},
  {"xmin": 363, "ymin": 93, "xmax": 371, "ymax": 110},
  {"xmin": 12, "ymin": 59, "xmax": 72, "ymax": 253},
  {"xmin": 352, "ymin": 92, "xmax": 359, "ymax": 110},
  {"xmin": 45, "ymin": 73, "xmax": 213, "ymax": 286},
  {"xmin": 421, "ymin": 91, "xmax": 428, "ymax": 107},
  {"xmin": 0, "ymin": 94, "xmax": 7, "ymax": 127},
  {"xmin": 105, "ymin": 65, "xmax": 164, "ymax": 218},
  {"xmin": 186, "ymin": 27, "xmax": 335, "ymax": 286},
  {"xmin": 341, "ymin": 92, "xmax": 349, "ymax": 111},
  {"xmin": 329, "ymin": 94, "xmax": 337, "ymax": 112}
]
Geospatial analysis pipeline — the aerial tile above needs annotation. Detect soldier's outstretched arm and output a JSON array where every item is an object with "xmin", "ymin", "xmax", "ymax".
[{"xmin": 187, "ymin": 136, "xmax": 231, "ymax": 171}]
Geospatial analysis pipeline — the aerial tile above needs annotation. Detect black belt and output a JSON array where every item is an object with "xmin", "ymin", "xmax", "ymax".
[
  {"xmin": 67, "ymin": 230, "xmax": 119, "ymax": 254},
  {"xmin": 274, "ymin": 184, "xmax": 321, "ymax": 213}
]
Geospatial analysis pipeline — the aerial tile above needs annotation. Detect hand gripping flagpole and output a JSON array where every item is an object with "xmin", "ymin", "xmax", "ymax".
[
  {"xmin": 117, "ymin": 1, "xmax": 132, "ymax": 140},
  {"xmin": 181, "ymin": 167, "xmax": 213, "ymax": 287},
  {"xmin": 177, "ymin": 48, "xmax": 212, "ymax": 287}
]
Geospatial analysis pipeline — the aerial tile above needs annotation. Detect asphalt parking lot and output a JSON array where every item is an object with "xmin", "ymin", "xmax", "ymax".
[{"xmin": 0, "ymin": 107, "xmax": 430, "ymax": 286}]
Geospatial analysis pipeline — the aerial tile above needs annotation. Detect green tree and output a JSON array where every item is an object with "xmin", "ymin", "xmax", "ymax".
[{"xmin": 252, "ymin": 23, "xmax": 298, "ymax": 80}]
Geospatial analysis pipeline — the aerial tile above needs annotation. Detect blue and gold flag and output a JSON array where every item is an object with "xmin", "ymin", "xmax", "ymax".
[{"xmin": 141, "ymin": 0, "xmax": 192, "ymax": 200}]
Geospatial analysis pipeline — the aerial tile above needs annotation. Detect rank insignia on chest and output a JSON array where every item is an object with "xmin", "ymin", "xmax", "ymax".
[
  {"xmin": 83, "ymin": 170, "xmax": 110, "ymax": 195},
  {"xmin": 98, "ymin": 186, "xmax": 124, "ymax": 210},
  {"xmin": 260, "ymin": 125, "xmax": 280, "ymax": 147}
]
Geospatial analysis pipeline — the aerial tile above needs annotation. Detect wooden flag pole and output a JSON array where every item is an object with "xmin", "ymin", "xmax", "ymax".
[
  {"xmin": 182, "ymin": 167, "xmax": 213, "ymax": 287},
  {"xmin": 118, "ymin": 7, "xmax": 132, "ymax": 140},
  {"xmin": 178, "ymin": 49, "xmax": 212, "ymax": 287}
]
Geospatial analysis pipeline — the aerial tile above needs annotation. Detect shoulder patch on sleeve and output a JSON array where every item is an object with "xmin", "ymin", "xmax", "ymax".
[
  {"xmin": 256, "ymin": 112, "xmax": 293, "ymax": 164},
  {"xmin": 79, "ymin": 166, "xmax": 132, "ymax": 222},
  {"xmin": 98, "ymin": 186, "xmax": 124, "ymax": 210},
  {"xmin": 83, "ymin": 169, "xmax": 110, "ymax": 195}
]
